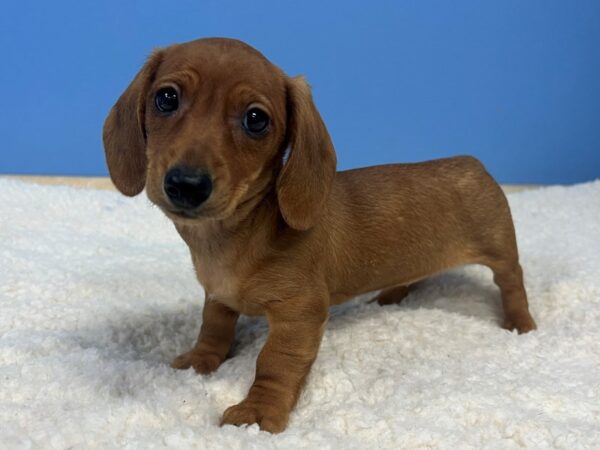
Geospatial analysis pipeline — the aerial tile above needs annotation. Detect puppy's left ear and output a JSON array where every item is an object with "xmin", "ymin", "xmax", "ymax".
[
  {"xmin": 277, "ymin": 76, "xmax": 337, "ymax": 230},
  {"xmin": 102, "ymin": 50, "xmax": 163, "ymax": 196}
]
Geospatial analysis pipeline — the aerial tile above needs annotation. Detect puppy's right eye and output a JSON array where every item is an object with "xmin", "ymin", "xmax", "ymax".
[{"xmin": 155, "ymin": 87, "xmax": 179, "ymax": 113}]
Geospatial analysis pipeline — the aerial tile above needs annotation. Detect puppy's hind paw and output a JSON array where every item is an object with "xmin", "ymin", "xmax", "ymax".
[
  {"xmin": 502, "ymin": 312, "xmax": 537, "ymax": 334},
  {"xmin": 370, "ymin": 284, "xmax": 412, "ymax": 306}
]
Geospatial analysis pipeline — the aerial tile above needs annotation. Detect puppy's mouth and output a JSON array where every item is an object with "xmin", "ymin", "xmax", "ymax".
[
  {"xmin": 161, "ymin": 201, "xmax": 229, "ymax": 223},
  {"xmin": 165, "ymin": 208, "xmax": 203, "ymax": 220},
  {"xmin": 162, "ymin": 203, "xmax": 222, "ymax": 221},
  {"xmin": 157, "ymin": 183, "xmax": 253, "ymax": 224}
]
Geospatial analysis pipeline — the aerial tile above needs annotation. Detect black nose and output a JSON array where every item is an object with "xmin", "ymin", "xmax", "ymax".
[{"xmin": 163, "ymin": 167, "xmax": 213, "ymax": 210}]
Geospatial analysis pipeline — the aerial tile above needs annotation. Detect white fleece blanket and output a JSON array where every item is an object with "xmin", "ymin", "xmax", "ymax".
[{"xmin": 1, "ymin": 178, "xmax": 599, "ymax": 449}]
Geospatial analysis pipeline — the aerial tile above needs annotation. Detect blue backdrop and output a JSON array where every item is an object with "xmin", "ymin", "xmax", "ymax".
[{"xmin": 1, "ymin": 0, "xmax": 598, "ymax": 184}]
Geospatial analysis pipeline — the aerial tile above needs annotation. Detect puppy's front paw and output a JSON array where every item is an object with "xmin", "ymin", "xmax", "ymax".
[
  {"xmin": 170, "ymin": 350, "xmax": 223, "ymax": 374},
  {"xmin": 221, "ymin": 399, "xmax": 289, "ymax": 433}
]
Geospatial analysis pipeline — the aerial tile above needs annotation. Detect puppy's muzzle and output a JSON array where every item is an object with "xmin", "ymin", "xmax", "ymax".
[{"xmin": 164, "ymin": 166, "xmax": 213, "ymax": 211}]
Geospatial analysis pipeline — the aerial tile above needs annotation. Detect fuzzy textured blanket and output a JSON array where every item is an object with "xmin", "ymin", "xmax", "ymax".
[{"xmin": 1, "ymin": 179, "xmax": 599, "ymax": 449}]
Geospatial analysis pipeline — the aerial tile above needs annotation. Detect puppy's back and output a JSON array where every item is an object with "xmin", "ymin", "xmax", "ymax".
[{"xmin": 322, "ymin": 156, "xmax": 513, "ymax": 297}]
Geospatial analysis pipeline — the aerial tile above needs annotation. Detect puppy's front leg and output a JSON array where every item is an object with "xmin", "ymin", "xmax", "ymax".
[
  {"xmin": 171, "ymin": 298, "xmax": 239, "ymax": 374},
  {"xmin": 221, "ymin": 298, "xmax": 328, "ymax": 433}
]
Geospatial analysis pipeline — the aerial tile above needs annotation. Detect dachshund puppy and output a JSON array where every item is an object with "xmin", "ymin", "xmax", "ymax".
[{"xmin": 103, "ymin": 37, "xmax": 536, "ymax": 433}]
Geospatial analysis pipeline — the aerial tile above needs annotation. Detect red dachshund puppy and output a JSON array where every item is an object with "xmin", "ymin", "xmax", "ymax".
[{"xmin": 103, "ymin": 37, "xmax": 536, "ymax": 433}]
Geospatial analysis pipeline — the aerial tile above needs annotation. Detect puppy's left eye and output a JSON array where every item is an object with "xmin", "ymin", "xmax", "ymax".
[
  {"xmin": 155, "ymin": 87, "xmax": 179, "ymax": 113},
  {"xmin": 243, "ymin": 107, "xmax": 270, "ymax": 135}
]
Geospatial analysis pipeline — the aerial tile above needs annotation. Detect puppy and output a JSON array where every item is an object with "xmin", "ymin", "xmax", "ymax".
[{"xmin": 103, "ymin": 37, "xmax": 536, "ymax": 433}]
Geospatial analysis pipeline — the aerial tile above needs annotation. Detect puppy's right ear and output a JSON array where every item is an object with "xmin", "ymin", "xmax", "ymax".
[{"xmin": 102, "ymin": 51, "xmax": 163, "ymax": 196}]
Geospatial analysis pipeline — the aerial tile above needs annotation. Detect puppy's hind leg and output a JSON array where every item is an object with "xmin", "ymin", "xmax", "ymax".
[
  {"xmin": 370, "ymin": 284, "xmax": 414, "ymax": 306},
  {"xmin": 473, "ymin": 187, "xmax": 536, "ymax": 333},
  {"xmin": 486, "ymin": 259, "xmax": 536, "ymax": 333}
]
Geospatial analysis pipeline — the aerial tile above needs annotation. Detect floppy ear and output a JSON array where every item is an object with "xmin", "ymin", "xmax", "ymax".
[
  {"xmin": 102, "ymin": 51, "xmax": 163, "ymax": 196},
  {"xmin": 277, "ymin": 76, "xmax": 337, "ymax": 230}
]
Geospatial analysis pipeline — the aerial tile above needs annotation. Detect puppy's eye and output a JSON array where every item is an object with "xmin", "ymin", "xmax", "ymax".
[
  {"xmin": 155, "ymin": 87, "xmax": 179, "ymax": 113},
  {"xmin": 243, "ymin": 107, "xmax": 270, "ymax": 135}
]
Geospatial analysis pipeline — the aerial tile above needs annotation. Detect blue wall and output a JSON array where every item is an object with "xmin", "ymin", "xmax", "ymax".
[{"xmin": 1, "ymin": 0, "xmax": 599, "ymax": 184}]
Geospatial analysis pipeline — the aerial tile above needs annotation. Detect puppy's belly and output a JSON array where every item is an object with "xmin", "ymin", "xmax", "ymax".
[
  {"xmin": 329, "ymin": 247, "xmax": 477, "ymax": 305},
  {"xmin": 329, "ymin": 274, "xmax": 424, "ymax": 306}
]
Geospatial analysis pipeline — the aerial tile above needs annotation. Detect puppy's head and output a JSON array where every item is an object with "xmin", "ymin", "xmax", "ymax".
[{"xmin": 103, "ymin": 38, "xmax": 336, "ymax": 230}]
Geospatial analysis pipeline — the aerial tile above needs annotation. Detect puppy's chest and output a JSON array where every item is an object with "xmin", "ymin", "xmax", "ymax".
[{"xmin": 192, "ymin": 252, "xmax": 261, "ymax": 315}]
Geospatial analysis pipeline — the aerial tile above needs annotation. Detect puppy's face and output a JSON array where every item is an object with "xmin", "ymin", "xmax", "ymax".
[
  {"xmin": 142, "ymin": 40, "xmax": 287, "ymax": 222},
  {"xmin": 104, "ymin": 38, "xmax": 337, "ymax": 230}
]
